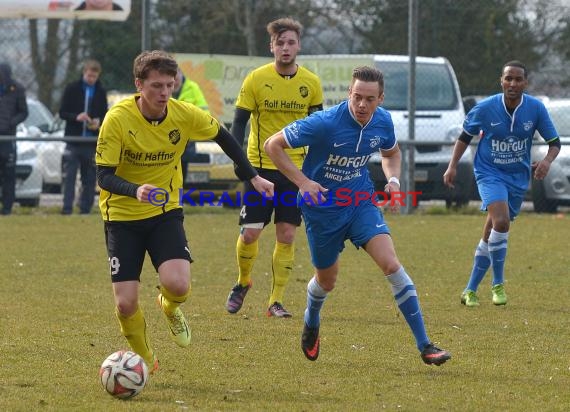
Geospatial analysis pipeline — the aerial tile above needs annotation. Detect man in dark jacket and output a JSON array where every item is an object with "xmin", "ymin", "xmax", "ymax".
[
  {"xmin": 0, "ymin": 63, "xmax": 28, "ymax": 215},
  {"xmin": 59, "ymin": 59, "xmax": 108, "ymax": 215}
]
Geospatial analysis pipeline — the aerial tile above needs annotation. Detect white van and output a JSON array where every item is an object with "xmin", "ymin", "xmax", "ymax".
[{"xmin": 367, "ymin": 55, "xmax": 472, "ymax": 207}]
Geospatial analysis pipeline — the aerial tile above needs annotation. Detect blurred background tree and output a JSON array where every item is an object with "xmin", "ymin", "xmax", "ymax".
[{"xmin": 1, "ymin": 0, "xmax": 567, "ymax": 112}]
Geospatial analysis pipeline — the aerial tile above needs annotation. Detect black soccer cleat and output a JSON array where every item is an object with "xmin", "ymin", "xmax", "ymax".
[
  {"xmin": 225, "ymin": 281, "xmax": 252, "ymax": 314},
  {"xmin": 301, "ymin": 323, "xmax": 320, "ymax": 361},
  {"xmin": 420, "ymin": 343, "xmax": 451, "ymax": 366}
]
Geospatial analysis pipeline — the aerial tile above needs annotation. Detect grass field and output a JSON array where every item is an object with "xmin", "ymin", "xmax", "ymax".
[{"xmin": 1, "ymin": 208, "xmax": 569, "ymax": 411}]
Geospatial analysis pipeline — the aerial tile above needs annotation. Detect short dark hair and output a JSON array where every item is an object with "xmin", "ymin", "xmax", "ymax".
[
  {"xmin": 133, "ymin": 50, "xmax": 178, "ymax": 81},
  {"xmin": 502, "ymin": 60, "xmax": 527, "ymax": 78},
  {"xmin": 352, "ymin": 66, "xmax": 384, "ymax": 91},
  {"xmin": 267, "ymin": 18, "xmax": 303, "ymax": 41}
]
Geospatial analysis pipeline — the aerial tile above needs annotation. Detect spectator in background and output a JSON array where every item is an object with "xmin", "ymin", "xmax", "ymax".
[
  {"xmin": 59, "ymin": 59, "xmax": 108, "ymax": 215},
  {"xmin": 173, "ymin": 67, "xmax": 209, "ymax": 186},
  {"xmin": 0, "ymin": 63, "xmax": 28, "ymax": 215}
]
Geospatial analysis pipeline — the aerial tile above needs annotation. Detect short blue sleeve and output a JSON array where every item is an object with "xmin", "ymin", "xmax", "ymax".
[
  {"xmin": 463, "ymin": 104, "xmax": 484, "ymax": 136},
  {"xmin": 537, "ymin": 102, "xmax": 558, "ymax": 142},
  {"xmin": 283, "ymin": 113, "xmax": 327, "ymax": 148}
]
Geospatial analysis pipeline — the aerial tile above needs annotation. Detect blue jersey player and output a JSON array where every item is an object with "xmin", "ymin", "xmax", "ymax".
[
  {"xmin": 265, "ymin": 66, "xmax": 451, "ymax": 366},
  {"xmin": 444, "ymin": 61, "xmax": 560, "ymax": 307}
]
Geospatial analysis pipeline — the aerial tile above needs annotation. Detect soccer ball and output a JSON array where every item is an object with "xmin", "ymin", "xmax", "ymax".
[{"xmin": 99, "ymin": 350, "xmax": 148, "ymax": 399}]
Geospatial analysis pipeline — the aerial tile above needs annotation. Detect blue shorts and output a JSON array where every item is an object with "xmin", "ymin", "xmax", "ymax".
[
  {"xmin": 477, "ymin": 176, "xmax": 526, "ymax": 220},
  {"xmin": 302, "ymin": 201, "xmax": 391, "ymax": 269}
]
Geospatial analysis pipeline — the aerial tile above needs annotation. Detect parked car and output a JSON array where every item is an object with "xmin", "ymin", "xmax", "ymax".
[
  {"xmin": 366, "ymin": 55, "xmax": 473, "ymax": 208},
  {"xmin": 17, "ymin": 98, "xmax": 65, "ymax": 193},
  {"xmin": 530, "ymin": 98, "xmax": 570, "ymax": 213},
  {"xmin": 0, "ymin": 137, "xmax": 42, "ymax": 207},
  {"xmin": 1, "ymin": 98, "xmax": 55, "ymax": 208},
  {"xmin": 1, "ymin": 98, "xmax": 65, "ymax": 208}
]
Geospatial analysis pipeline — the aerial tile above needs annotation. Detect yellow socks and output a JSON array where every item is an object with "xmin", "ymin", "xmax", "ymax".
[
  {"xmin": 235, "ymin": 237, "xmax": 294, "ymax": 305},
  {"xmin": 158, "ymin": 286, "xmax": 192, "ymax": 348},
  {"xmin": 115, "ymin": 306, "xmax": 154, "ymax": 367},
  {"xmin": 236, "ymin": 236, "xmax": 258, "ymax": 286},
  {"xmin": 269, "ymin": 241, "xmax": 294, "ymax": 305},
  {"xmin": 158, "ymin": 285, "xmax": 190, "ymax": 315}
]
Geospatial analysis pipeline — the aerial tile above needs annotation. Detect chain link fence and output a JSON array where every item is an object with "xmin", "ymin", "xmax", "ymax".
[{"xmin": 1, "ymin": 13, "xmax": 568, "ymax": 214}]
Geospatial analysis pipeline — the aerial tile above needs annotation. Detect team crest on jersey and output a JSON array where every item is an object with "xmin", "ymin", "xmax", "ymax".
[
  {"xmin": 523, "ymin": 121, "xmax": 534, "ymax": 131},
  {"xmin": 169, "ymin": 129, "xmax": 181, "ymax": 145},
  {"xmin": 370, "ymin": 137, "xmax": 382, "ymax": 148},
  {"xmin": 299, "ymin": 86, "xmax": 309, "ymax": 98}
]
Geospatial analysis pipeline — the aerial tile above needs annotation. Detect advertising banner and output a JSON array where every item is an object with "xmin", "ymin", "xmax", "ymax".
[
  {"xmin": 174, "ymin": 53, "xmax": 373, "ymax": 126},
  {"xmin": 0, "ymin": 0, "xmax": 131, "ymax": 21}
]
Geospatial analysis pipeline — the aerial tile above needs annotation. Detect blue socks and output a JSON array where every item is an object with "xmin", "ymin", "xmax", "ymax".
[
  {"xmin": 304, "ymin": 276, "xmax": 327, "ymax": 328},
  {"xmin": 304, "ymin": 267, "xmax": 431, "ymax": 353},
  {"xmin": 488, "ymin": 229, "xmax": 509, "ymax": 286},
  {"xmin": 387, "ymin": 267, "xmax": 429, "ymax": 351},
  {"xmin": 465, "ymin": 239, "xmax": 491, "ymax": 292}
]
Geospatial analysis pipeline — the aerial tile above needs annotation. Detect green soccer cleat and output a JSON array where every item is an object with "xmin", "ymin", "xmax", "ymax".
[
  {"xmin": 491, "ymin": 284, "xmax": 507, "ymax": 306},
  {"xmin": 460, "ymin": 290, "xmax": 479, "ymax": 307},
  {"xmin": 157, "ymin": 294, "xmax": 191, "ymax": 347}
]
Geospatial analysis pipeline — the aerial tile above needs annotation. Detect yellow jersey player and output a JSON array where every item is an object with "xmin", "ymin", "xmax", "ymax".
[
  {"xmin": 225, "ymin": 18, "xmax": 324, "ymax": 318},
  {"xmin": 96, "ymin": 50, "xmax": 273, "ymax": 372}
]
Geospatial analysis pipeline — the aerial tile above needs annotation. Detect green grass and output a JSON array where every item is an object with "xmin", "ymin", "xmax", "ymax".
[{"xmin": 1, "ymin": 209, "xmax": 569, "ymax": 411}]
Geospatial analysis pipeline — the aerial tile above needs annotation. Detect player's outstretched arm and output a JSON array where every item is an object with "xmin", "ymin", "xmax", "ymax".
[
  {"xmin": 97, "ymin": 165, "xmax": 139, "ymax": 198},
  {"xmin": 213, "ymin": 126, "xmax": 274, "ymax": 196},
  {"xmin": 230, "ymin": 108, "xmax": 250, "ymax": 148},
  {"xmin": 265, "ymin": 131, "xmax": 327, "ymax": 204}
]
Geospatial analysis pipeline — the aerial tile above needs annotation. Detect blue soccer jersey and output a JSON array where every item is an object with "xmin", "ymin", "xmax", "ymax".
[
  {"xmin": 282, "ymin": 101, "xmax": 396, "ymax": 208},
  {"xmin": 465, "ymin": 93, "xmax": 558, "ymax": 191},
  {"xmin": 282, "ymin": 101, "xmax": 397, "ymax": 269}
]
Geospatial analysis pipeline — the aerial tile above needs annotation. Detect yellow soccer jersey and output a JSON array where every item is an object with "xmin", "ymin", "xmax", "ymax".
[
  {"xmin": 96, "ymin": 95, "xmax": 220, "ymax": 221},
  {"xmin": 236, "ymin": 63, "xmax": 323, "ymax": 169}
]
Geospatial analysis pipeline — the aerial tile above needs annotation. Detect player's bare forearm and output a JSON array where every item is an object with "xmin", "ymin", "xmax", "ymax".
[
  {"xmin": 447, "ymin": 140, "xmax": 469, "ymax": 169},
  {"xmin": 380, "ymin": 146, "xmax": 401, "ymax": 181},
  {"xmin": 265, "ymin": 132, "xmax": 309, "ymax": 188},
  {"xmin": 265, "ymin": 132, "xmax": 328, "ymax": 205},
  {"xmin": 444, "ymin": 140, "xmax": 469, "ymax": 187}
]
